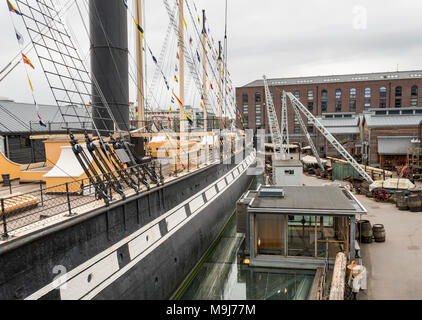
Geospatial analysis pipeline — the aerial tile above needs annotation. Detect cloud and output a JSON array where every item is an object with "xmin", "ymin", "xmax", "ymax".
[{"xmin": 0, "ymin": 0, "xmax": 421, "ymax": 108}]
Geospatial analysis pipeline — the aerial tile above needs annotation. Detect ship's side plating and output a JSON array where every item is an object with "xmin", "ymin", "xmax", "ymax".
[{"xmin": 0, "ymin": 151, "xmax": 255, "ymax": 300}]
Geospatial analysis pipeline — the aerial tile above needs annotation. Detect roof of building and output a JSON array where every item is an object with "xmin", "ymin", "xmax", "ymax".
[
  {"xmin": 0, "ymin": 99, "xmax": 90, "ymax": 134},
  {"xmin": 248, "ymin": 186, "xmax": 366, "ymax": 215},
  {"xmin": 273, "ymin": 159, "xmax": 303, "ymax": 167},
  {"xmin": 377, "ymin": 136, "xmax": 416, "ymax": 155},
  {"xmin": 241, "ymin": 70, "xmax": 422, "ymax": 88},
  {"xmin": 363, "ymin": 107, "xmax": 422, "ymax": 128},
  {"xmin": 316, "ymin": 113, "xmax": 360, "ymax": 135}
]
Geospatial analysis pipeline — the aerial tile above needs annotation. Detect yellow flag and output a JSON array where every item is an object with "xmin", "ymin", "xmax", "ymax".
[{"xmin": 28, "ymin": 76, "xmax": 34, "ymax": 92}]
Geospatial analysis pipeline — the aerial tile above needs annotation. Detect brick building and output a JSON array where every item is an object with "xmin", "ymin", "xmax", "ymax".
[
  {"xmin": 361, "ymin": 108, "xmax": 422, "ymax": 168},
  {"xmin": 236, "ymin": 70, "xmax": 422, "ymax": 168},
  {"xmin": 236, "ymin": 70, "xmax": 422, "ymax": 135}
]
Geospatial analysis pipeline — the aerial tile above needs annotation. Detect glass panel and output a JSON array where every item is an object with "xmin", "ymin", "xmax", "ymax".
[
  {"xmin": 316, "ymin": 216, "xmax": 347, "ymax": 259},
  {"xmin": 308, "ymin": 90, "xmax": 314, "ymax": 100},
  {"xmin": 380, "ymin": 87, "xmax": 387, "ymax": 98},
  {"xmin": 411, "ymin": 98, "xmax": 418, "ymax": 106},
  {"xmin": 350, "ymin": 88, "xmax": 357, "ymax": 99},
  {"xmin": 243, "ymin": 105, "xmax": 248, "ymax": 114},
  {"xmin": 256, "ymin": 214, "xmax": 284, "ymax": 255},
  {"xmin": 287, "ymin": 216, "xmax": 315, "ymax": 257}
]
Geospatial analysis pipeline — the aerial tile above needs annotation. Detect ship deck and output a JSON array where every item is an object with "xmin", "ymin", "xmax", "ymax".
[{"xmin": 0, "ymin": 151, "xmax": 230, "ymax": 243}]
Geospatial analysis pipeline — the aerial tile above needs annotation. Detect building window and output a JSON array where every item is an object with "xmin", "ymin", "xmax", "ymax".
[
  {"xmin": 380, "ymin": 99, "xmax": 386, "ymax": 108},
  {"xmin": 294, "ymin": 90, "xmax": 300, "ymax": 100},
  {"xmin": 20, "ymin": 137, "xmax": 31, "ymax": 148},
  {"xmin": 308, "ymin": 90, "xmax": 314, "ymax": 101},
  {"xmin": 243, "ymin": 105, "xmax": 248, "ymax": 114},
  {"xmin": 242, "ymin": 93, "xmax": 248, "ymax": 103},
  {"xmin": 350, "ymin": 88, "xmax": 357, "ymax": 99},
  {"xmin": 411, "ymin": 98, "xmax": 418, "ymax": 107},
  {"xmin": 365, "ymin": 88, "xmax": 371, "ymax": 98},
  {"xmin": 294, "ymin": 115, "xmax": 299, "ymax": 125},
  {"xmin": 411, "ymin": 85, "xmax": 418, "ymax": 96},
  {"xmin": 256, "ymin": 116, "xmax": 261, "ymax": 126},
  {"xmin": 255, "ymin": 93, "xmax": 261, "ymax": 103},
  {"xmin": 294, "ymin": 126, "xmax": 301, "ymax": 134},
  {"xmin": 270, "ymin": 92, "xmax": 274, "ymax": 101},
  {"xmin": 321, "ymin": 101, "xmax": 327, "ymax": 112},
  {"xmin": 256, "ymin": 104, "xmax": 261, "ymax": 114},
  {"xmin": 395, "ymin": 99, "xmax": 402, "ymax": 108},
  {"xmin": 395, "ymin": 86, "xmax": 402, "ymax": 97},
  {"xmin": 308, "ymin": 102, "xmax": 314, "ymax": 111},
  {"xmin": 335, "ymin": 101, "xmax": 342, "ymax": 111},
  {"xmin": 364, "ymin": 101, "xmax": 371, "ymax": 109},
  {"xmin": 380, "ymin": 86, "xmax": 387, "ymax": 98},
  {"xmin": 336, "ymin": 89, "xmax": 342, "ymax": 100},
  {"xmin": 307, "ymin": 126, "xmax": 314, "ymax": 134},
  {"xmin": 321, "ymin": 89, "xmax": 328, "ymax": 100},
  {"xmin": 350, "ymin": 100, "xmax": 356, "ymax": 112}
]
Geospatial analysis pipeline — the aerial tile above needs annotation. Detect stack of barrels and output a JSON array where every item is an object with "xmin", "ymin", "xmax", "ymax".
[
  {"xmin": 357, "ymin": 220, "xmax": 386, "ymax": 243},
  {"xmin": 395, "ymin": 190, "xmax": 422, "ymax": 212}
]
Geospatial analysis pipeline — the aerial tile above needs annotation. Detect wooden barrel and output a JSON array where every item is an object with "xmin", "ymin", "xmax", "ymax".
[
  {"xmin": 359, "ymin": 220, "xmax": 373, "ymax": 243},
  {"xmin": 397, "ymin": 195, "xmax": 409, "ymax": 211},
  {"xmin": 395, "ymin": 191, "xmax": 405, "ymax": 208},
  {"xmin": 373, "ymin": 224, "xmax": 386, "ymax": 242},
  {"xmin": 407, "ymin": 195, "xmax": 421, "ymax": 212}
]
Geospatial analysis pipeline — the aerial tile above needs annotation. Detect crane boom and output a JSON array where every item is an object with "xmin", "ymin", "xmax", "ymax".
[
  {"xmin": 286, "ymin": 92, "xmax": 374, "ymax": 183},
  {"xmin": 281, "ymin": 91, "xmax": 290, "ymax": 158},
  {"xmin": 290, "ymin": 100, "xmax": 325, "ymax": 171},
  {"xmin": 263, "ymin": 76, "xmax": 286, "ymax": 160}
]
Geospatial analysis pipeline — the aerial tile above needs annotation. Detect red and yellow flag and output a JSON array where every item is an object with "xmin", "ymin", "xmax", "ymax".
[
  {"xmin": 22, "ymin": 53, "xmax": 34, "ymax": 69},
  {"xmin": 173, "ymin": 93, "xmax": 183, "ymax": 108}
]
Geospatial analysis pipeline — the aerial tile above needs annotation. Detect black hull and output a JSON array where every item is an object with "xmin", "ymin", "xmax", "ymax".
[{"xmin": 0, "ymin": 152, "xmax": 255, "ymax": 300}]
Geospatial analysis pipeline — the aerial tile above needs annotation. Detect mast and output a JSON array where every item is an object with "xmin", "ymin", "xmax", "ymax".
[
  {"xmin": 179, "ymin": 0, "xmax": 185, "ymax": 134},
  {"xmin": 218, "ymin": 41, "xmax": 222, "ymax": 130},
  {"xmin": 135, "ymin": 0, "xmax": 145, "ymax": 131},
  {"xmin": 202, "ymin": 10, "xmax": 207, "ymax": 132}
]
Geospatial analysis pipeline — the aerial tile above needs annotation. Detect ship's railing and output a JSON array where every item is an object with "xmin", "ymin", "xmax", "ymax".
[
  {"xmin": 0, "ymin": 162, "xmax": 158, "ymax": 239},
  {"xmin": 0, "ymin": 142, "xmax": 249, "ymax": 240}
]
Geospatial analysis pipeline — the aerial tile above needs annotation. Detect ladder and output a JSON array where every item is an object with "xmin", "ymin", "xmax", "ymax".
[
  {"xmin": 286, "ymin": 92, "xmax": 374, "ymax": 183},
  {"xmin": 263, "ymin": 76, "xmax": 286, "ymax": 160}
]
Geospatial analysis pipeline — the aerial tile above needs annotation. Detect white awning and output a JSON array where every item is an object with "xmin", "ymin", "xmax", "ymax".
[{"xmin": 377, "ymin": 136, "xmax": 415, "ymax": 155}]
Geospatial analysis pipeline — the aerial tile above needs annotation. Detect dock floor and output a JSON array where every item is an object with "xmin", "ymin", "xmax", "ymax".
[{"xmin": 304, "ymin": 174, "xmax": 422, "ymax": 300}]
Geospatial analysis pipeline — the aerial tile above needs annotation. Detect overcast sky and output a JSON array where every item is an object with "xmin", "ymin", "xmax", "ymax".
[{"xmin": 1, "ymin": 0, "xmax": 422, "ymax": 106}]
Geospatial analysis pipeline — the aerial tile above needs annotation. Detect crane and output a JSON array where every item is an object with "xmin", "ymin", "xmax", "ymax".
[
  {"xmin": 286, "ymin": 90, "xmax": 325, "ymax": 172},
  {"xmin": 280, "ymin": 90, "xmax": 290, "ymax": 158},
  {"xmin": 263, "ymin": 76, "xmax": 287, "ymax": 160},
  {"xmin": 285, "ymin": 92, "xmax": 374, "ymax": 183}
]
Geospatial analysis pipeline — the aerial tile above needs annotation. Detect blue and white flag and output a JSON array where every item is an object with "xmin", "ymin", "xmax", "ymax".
[{"xmin": 15, "ymin": 28, "xmax": 24, "ymax": 45}]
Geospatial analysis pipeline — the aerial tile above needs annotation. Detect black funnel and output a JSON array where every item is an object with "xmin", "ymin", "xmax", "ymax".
[{"xmin": 90, "ymin": 0, "xmax": 129, "ymax": 134}]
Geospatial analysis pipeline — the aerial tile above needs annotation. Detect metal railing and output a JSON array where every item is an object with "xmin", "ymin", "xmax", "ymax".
[
  {"xmin": 0, "ymin": 143, "xmax": 246, "ymax": 240},
  {"xmin": 0, "ymin": 161, "xmax": 162, "ymax": 239}
]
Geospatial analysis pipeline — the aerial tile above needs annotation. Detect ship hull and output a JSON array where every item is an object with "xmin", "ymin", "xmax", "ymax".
[{"xmin": 0, "ymin": 151, "xmax": 255, "ymax": 300}]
